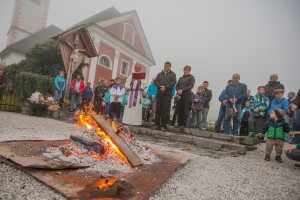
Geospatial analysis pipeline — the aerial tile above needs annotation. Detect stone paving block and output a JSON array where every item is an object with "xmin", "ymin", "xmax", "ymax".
[
  {"xmin": 183, "ymin": 128, "xmax": 191, "ymax": 134},
  {"xmin": 190, "ymin": 129, "xmax": 212, "ymax": 138},
  {"xmin": 139, "ymin": 127, "xmax": 148, "ymax": 134},
  {"xmin": 239, "ymin": 136, "xmax": 255, "ymax": 146},
  {"xmin": 222, "ymin": 143, "xmax": 247, "ymax": 155},
  {"xmin": 211, "ymin": 132, "xmax": 232, "ymax": 141},
  {"xmin": 169, "ymin": 134, "xmax": 193, "ymax": 144},
  {"xmin": 192, "ymin": 138, "xmax": 223, "ymax": 151},
  {"xmin": 52, "ymin": 111, "xmax": 59, "ymax": 119},
  {"xmin": 245, "ymin": 146, "xmax": 258, "ymax": 151},
  {"xmin": 168, "ymin": 126, "xmax": 177, "ymax": 132},
  {"xmin": 59, "ymin": 112, "xmax": 67, "ymax": 120},
  {"xmin": 129, "ymin": 126, "xmax": 140, "ymax": 134}
]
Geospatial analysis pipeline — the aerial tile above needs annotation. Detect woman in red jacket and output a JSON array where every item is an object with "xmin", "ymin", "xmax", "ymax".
[{"xmin": 70, "ymin": 75, "xmax": 85, "ymax": 111}]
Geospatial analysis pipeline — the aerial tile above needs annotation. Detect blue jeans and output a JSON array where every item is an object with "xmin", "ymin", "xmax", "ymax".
[
  {"xmin": 200, "ymin": 107, "xmax": 209, "ymax": 130},
  {"xmin": 70, "ymin": 92, "xmax": 82, "ymax": 111},
  {"xmin": 54, "ymin": 90, "xmax": 63, "ymax": 103},
  {"xmin": 105, "ymin": 102, "xmax": 110, "ymax": 114},
  {"xmin": 224, "ymin": 103, "xmax": 242, "ymax": 135},
  {"xmin": 191, "ymin": 110, "xmax": 202, "ymax": 129},
  {"xmin": 215, "ymin": 104, "xmax": 226, "ymax": 132}
]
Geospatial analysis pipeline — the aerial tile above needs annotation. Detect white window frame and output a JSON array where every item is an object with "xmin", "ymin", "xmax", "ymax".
[
  {"xmin": 98, "ymin": 55, "xmax": 112, "ymax": 69},
  {"xmin": 120, "ymin": 59, "xmax": 130, "ymax": 76}
]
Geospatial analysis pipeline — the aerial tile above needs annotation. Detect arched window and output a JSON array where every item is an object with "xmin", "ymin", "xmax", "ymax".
[
  {"xmin": 120, "ymin": 60, "xmax": 129, "ymax": 76},
  {"xmin": 123, "ymin": 23, "xmax": 135, "ymax": 46},
  {"xmin": 98, "ymin": 55, "xmax": 111, "ymax": 69}
]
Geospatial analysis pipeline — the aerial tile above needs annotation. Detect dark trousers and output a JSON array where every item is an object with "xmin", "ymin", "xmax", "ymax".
[
  {"xmin": 286, "ymin": 149, "xmax": 300, "ymax": 162},
  {"xmin": 155, "ymin": 94, "xmax": 172, "ymax": 127},
  {"xmin": 239, "ymin": 120, "xmax": 249, "ymax": 136},
  {"xmin": 172, "ymin": 106, "xmax": 178, "ymax": 126},
  {"xmin": 176, "ymin": 91, "xmax": 191, "ymax": 127},
  {"xmin": 109, "ymin": 102, "xmax": 121, "ymax": 119},
  {"xmin": 253, "ymin": 116, "xmax": 266, "ymax": 133},
  {"xmin": 94, "ymin": 96, "xmax": 102, "ymax": 114}
]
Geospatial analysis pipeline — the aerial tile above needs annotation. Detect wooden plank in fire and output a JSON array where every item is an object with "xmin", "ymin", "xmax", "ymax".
[{"xmin": 92, "ymin": 115, "xmax": 144, "ymax": 167}]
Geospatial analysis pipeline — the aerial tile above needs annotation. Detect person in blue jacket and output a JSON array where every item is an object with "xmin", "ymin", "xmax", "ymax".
[
  {"xmin": 82, "ymin": 82, "xmax": 93, "ymax": 107},
  {"xmin": 147, "ymin": 78, "xmax": 157, "ymax": 122},
  {"xmin": 54, "ymin": 71, "xmax": 66, "ymax": 104}
]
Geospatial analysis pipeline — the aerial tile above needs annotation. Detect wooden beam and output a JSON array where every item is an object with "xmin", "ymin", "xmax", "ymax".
[
  {"xmin": 92, "ymin": 115, "xmax": 143, "ymax": 167},
  {"xmin": 70, "ymin": 135, "xmax": 105, "ymax": 155}
]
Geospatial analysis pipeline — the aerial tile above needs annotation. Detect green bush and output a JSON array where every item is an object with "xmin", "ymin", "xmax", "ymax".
[{"xmin": 16, "ymin": 72, "xmax": 55, "ymax": 101}]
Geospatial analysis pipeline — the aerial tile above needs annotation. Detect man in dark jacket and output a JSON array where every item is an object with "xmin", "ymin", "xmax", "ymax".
[
  {"xmin": 224, "ymin": 74, "xmax": 247, "ymax": 135},
  {"xmin": 94, "ymin": 80, "xmax": 109, "ymax": 114},
  {"xmin": 152, "ymin": 61, "xmax": 177, "ymax": 131},
  {"xmin": 200, "ymin": 81, "xmax": 212, "ymax": 130},
  {"xmin": 265, "ymin": 74, "xmax": 284, "ymax": 101},
  {"xmin": 0, "ymin": 64, "xmax": 9, "ymax": 101}
]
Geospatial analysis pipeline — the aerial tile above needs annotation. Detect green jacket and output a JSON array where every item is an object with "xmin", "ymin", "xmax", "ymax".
[{"xmin": 259, "ymin": 119, "xmax": 292, "ymax": 140}]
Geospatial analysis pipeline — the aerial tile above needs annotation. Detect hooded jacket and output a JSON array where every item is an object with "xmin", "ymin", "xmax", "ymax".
[
  {"xmin": 267, "ymin": 97, "xmax": 289, "ymax": 116},
  {"xmin": 259, "ymin": 118, "xmax": 292, "ymax": 140},
  {"xmin": 54, "ymin": 75, "xmax": 66, "ymax": 91}
]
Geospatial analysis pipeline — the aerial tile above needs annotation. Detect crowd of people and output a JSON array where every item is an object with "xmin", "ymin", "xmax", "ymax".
[{"xmin": 21, "ymin": 62, "xmax": 300, "ymax": 167}]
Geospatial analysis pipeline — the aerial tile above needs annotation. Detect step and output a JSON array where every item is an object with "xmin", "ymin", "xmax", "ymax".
[{"xmin": 129, "ymin": 126, "xmax": 248, "ymax": 155}]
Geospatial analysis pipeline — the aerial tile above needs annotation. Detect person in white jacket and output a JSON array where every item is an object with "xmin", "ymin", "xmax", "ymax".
[
  {"xmin": 109, "ymin": 77, "xmax": 125, "ymax": 120},
  {"xmin": 122, "ymin": 64, "xmax": 147, "ymax": 125}
]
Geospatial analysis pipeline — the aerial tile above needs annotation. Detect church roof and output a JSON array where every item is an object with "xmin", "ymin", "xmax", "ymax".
[
  {"xmin": 70, "ymin": 7, "xmax": 155, "ymax": 65},
  {"xmin": 0, "ymin": 25, "xmax": 63, "ymax": 57},
  {"xmin": 73, "ymin": 7, "xmax": 121, "ymax": 27}
]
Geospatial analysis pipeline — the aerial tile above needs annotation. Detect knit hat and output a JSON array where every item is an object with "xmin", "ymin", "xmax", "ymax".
[{"xmin": 274, "ymin": 109, "xmax": 285, "ymax": 120}]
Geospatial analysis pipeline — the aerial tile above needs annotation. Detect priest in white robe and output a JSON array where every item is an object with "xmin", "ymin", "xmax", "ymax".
[{"xmin": 122, "ymin": 64, "xmax": 147, "ymax": 125}]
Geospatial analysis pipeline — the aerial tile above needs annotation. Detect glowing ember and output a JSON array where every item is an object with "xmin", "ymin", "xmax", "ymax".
[{"xmin": 96, "ymin": 178, "xmax": 118, "ymax": 190}]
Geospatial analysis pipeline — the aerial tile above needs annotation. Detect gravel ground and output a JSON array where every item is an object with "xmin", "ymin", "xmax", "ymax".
[{"xmin": 0, "ymin": 112, "xmax": 300, "ymax": 200}]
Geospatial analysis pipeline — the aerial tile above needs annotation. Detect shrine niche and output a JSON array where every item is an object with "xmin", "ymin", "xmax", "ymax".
[{"xmin": 53, "ymin": 25, "xmax": 98, "ymax": 99}]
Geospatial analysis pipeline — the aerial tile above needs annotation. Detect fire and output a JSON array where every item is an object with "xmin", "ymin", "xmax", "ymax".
[
  {"xmin": 76, "ymin": 113, "xmax": 129, "ymax": 164},
  {"xmin": 96, "ymin": 178, "xmax": 118, "ymax": 190}
]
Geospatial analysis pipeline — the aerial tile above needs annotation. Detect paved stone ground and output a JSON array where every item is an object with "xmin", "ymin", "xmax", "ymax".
[{"xmin": 0, "ymin": 112, "xmax": 299, "ymax": 200}]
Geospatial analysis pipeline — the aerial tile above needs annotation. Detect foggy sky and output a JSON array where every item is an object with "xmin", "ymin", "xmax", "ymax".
[{"xmin": 0, "ymin": 0, "xmax": 299, "ymax": 120}]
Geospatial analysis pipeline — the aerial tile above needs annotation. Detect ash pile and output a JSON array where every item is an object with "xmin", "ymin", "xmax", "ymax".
[{"xmin": 43, "ymin": 114, "xmax": 160, "ymax": 172}]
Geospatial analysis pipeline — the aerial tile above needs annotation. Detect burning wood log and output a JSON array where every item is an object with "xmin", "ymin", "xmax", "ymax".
[
  {"xmin": 92, "ymin": 115, "xmax": 143, "ymax": 167},
  {"xmin": 70, "ymin": 135, "xmax": 105, "ymax": 155}
]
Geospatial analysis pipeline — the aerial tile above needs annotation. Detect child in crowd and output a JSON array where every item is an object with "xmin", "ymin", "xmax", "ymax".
[
  {"xmin": 142, "ymin": 92, "xmax": 151, "ymax": 122},
  {"xmin": 190, "ymin": 86, "xmax": 206, "ymax": 129},
  {"xmin": 267, "ymin": 89, "xmax": 289, "ymax": 117},
  {"xmin": 104, "ymin": 91, "xmax": 110, "ymax": 115},
  {"xmin": 82, "ymin": 82, "xmax": 93, "ymax": 107},
  {"xmin": 249, "ymin": 86, "xmax": 270, "ymax": 136},
  {"xmin": 109, "ymin": 77, "xmax": 125, "ymax": 120},
  {"xmin": 121, "ymin": 90, "xmax": 128, "ymax": 119},
  {"xmin": 258, "ymin": 109, "xmax": 292, "ymax": 162},
  {"xmin": 239, "ymin": 100, "xmax": 251, "ymax": 136}
]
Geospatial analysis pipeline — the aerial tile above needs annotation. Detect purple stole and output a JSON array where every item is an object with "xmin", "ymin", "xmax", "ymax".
[{"xmin": 128, "ymin": 80, "xmax": 140, "ymax": 108}]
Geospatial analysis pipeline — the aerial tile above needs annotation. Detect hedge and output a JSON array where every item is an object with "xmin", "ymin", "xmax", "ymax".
[{"xmin": 16, "ymin": 72, "xmax": 55, "ymax": 101}]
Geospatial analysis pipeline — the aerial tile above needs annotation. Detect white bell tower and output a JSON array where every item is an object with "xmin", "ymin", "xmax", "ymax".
[{"xmin": 6, "ymin": 0, "xmax": 50, "ymax": 46}]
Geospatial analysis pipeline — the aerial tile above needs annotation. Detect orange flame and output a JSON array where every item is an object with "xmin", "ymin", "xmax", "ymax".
[
  {"xmin": 96, "ymin": 178, "xmax": 118, "ymax": 190},
  {"xmin": 76, "ymin": 114, "xmax": 129, "ymax": 165}
]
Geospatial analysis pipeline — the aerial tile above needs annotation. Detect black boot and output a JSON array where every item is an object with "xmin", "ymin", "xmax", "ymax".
[
  {"xmin": 264, "ymin": 155, "xmax": 270, "ymax": 161},
  {"xmin": 275, "ymin": 156, "xmax": 282, "ymax": 163}
]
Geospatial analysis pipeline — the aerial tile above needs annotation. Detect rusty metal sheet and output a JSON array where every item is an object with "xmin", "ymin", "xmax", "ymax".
[
  {"xmin": 0, "ymin": 140, "xmax": 89, "ymax": 169},
  {"xmin": 0, "ymin": 140, "xmax": 189, "ymax": 200}
]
